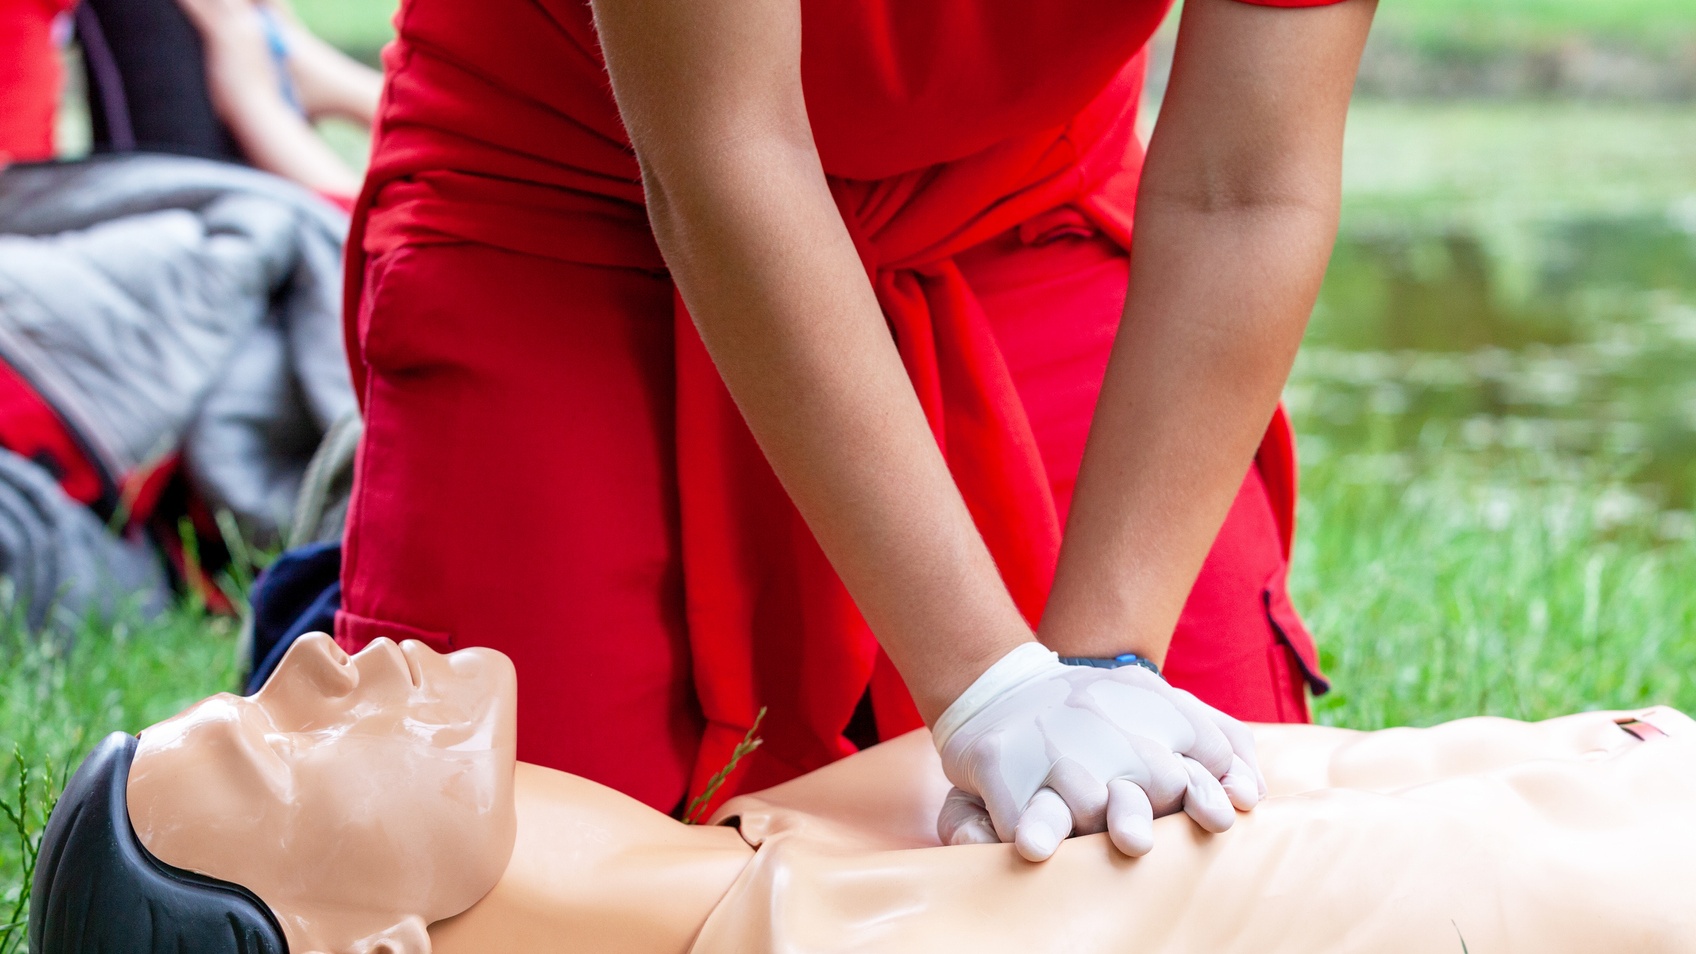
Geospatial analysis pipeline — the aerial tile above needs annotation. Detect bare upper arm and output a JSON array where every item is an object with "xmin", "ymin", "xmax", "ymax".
[
  {"xmin": 592, "ymin": 0, "xmax": 1375, "ymax": 223},
  {"xmin": 1147, "ymin": 0, "xmax": 1379, "ymax": 212},
  {"xmin": 589, "ymin": 0, "xmax": 813, "ymax": 181}
]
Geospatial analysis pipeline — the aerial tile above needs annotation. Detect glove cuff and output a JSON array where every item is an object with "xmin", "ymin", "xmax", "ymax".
[{"xmin": 932, "ymin": 642, "xmax": 1062, "ymax": 752}]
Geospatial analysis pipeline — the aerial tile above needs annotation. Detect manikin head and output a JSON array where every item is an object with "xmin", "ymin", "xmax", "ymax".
[{"xmin": 30, "ymin": 634, "xmax": 518, "ymax": 954}]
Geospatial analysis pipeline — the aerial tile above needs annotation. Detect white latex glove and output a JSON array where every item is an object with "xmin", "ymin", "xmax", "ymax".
[{"xmin": 933, "ymin": 643, "xmax": 1265, "ymax": 861}]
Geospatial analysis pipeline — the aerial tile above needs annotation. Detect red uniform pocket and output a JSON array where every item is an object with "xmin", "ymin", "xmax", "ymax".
[{"xmin": 1262, "ymin": 563, "xmax": 1329, "ymax": 696}]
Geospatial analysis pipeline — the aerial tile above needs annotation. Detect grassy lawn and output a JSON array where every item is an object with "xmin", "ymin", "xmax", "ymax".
[
  {"xmin": 0, "ymin": 611, "xmax": 241, "ymax": 951},
  {"xmin": 1299, "ymin": 461, "xmax": 1696, "ymax": 728},
  {"xmin": 1301, "ymin": 101, "xmax": 1696, "ymax": 725}
]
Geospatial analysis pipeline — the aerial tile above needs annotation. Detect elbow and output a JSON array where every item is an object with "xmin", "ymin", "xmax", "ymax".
[
  {"xmin": 1138, "ymin": 146, "xmax": 1343, "ymax": 228},
  {"xmin": 635, "ymin": 128, "xmax": 823, "ymax": 263},
  {"xmin": 1140, "ymin": 172, "xmax": 1343, "ymax": 285},
  {"xmin": 1143, "ymin": 177, "xmax": 1340, "ymax": 225}
]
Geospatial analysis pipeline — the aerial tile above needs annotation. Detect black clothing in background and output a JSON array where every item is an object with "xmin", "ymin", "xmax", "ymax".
[{"xmin": 76, "ymin": 0, "xmax": 242, "ymax": 161}]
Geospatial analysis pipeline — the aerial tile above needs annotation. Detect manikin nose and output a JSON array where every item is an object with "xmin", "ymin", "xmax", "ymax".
[
  {"xmin": 358, "ymin": 638, "xmax": 424, "ymax": 692},
  {"xmin": 277, "ymin": 633, "xmax": 358, "ymax": 697}
]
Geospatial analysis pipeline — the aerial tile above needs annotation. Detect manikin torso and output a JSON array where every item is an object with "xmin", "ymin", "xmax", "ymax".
[
  {"xmin": 431, "ymin": 708, "xmax": 1696, "ymax": 954},
  {"xmin": 129, "ymin": 636, "xmax": 1696, "ymax": 954}
]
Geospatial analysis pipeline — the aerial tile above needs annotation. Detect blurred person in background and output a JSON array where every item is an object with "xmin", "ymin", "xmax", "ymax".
[
  {"xmin": 1, "ymin": 0, "xmax": 380, "ymax": 201},
  {"xmin": 0, "ymin": 0, "xmax": 369, "ymax": 627},
  {"xmin": 167, "ymin": 0, "xmax": 380, "ymax": 201}
]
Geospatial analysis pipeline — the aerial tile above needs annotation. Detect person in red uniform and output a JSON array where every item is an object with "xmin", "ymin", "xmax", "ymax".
[{"xmin": 341, "ymin": 0, "xmax": 1377, "ymax": 855}]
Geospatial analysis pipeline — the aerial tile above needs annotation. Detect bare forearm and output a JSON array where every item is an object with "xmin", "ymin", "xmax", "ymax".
[
  {"xmin": 176, "ymin": 0, "xmax": 363, "ymax": 196},
  {"xmin": 645, "ymin": 144, "xmax": 1031, "ymax": 722},
  {"xmin": 1040, "ymin": 0, "xmax": 1375, "ymax": 665},
  {"xmin": 222, "ymin": 94, "xmax": 362, "ymax": 196},
  {"xmin": 593, "ymin": 0, "xmax": 1036, "ymax": 722},
  {"xmin": 1040, "ymin": 201, "xmax": 1334, "ymax": 664},
  {"xmin": 287, "ymin": 29, "xmax": 383, "ymax": 125}
]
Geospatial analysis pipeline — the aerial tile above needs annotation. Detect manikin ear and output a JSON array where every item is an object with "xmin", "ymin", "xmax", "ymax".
[{"xmin": 339, "ymin": 916, "xmax": 432, "ymax": 954}]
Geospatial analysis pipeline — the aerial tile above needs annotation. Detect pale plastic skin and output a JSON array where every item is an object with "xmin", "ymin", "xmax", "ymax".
[
  {"xmin": 129, "ymin": 636, "xmax": 1696, "ymax": 954},
  {"xmin": 700, "ymin": 709, "xmax": 1696, "ymax": 954},
  {"xmin": 128, "ymin": 634, "xmax": 518, "ymax": 954}
]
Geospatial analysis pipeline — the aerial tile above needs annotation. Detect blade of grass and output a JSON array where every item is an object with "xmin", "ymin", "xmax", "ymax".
[{"xmin": 683, "ymin": 707, "xmax": 766, "ymax": 825}]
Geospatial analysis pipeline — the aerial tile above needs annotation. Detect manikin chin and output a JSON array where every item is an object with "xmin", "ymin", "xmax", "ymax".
[{"xmin": 127, "ymin": 634, "xmax": 518, "ymax": 954}]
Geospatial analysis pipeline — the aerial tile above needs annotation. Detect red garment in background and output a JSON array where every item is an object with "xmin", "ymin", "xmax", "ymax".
[
  {"xmin": 342, "ymin": 0, "xmax": 1337, "ymax": 812},
  {"xmin": 0, "ymin": 0, "xmax": 72, "ymax": 164}
]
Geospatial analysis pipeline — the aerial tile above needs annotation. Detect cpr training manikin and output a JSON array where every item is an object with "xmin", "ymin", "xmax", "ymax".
[{"xmin": 29, "ymin": 634, "xmax": 1696, "ymax": 953}]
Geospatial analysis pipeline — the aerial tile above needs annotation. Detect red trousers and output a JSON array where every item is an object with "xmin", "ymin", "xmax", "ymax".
[{"xmin": 342, "ymin": 224, "xmax": 1322, "ymax": 812}]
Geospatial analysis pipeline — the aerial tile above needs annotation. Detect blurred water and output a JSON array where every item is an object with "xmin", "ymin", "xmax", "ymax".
[{"xmin": 1292, "ymin": 204, "xmax": 1696, "ymax": 536}]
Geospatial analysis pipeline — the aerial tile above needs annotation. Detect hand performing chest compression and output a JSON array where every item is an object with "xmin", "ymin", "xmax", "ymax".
[{"xmin": 932, "ymin": 643, "xmax": 1264, "ymax": 860}]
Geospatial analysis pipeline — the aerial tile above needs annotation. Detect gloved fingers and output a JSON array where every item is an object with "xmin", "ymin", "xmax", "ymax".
[
  {"xmin": 1117, "ymin": 735, "xmax": 1191, "ymax": 816},
  {"xmin": 1161, "ymin": 688, "xmax": 1238, "ymax": 778},
  {"xmin": 1179, "ymin": 755, "xmax": 1237, "ymax": 833},
  {"xmin": 1105, "ymin": 777, "xmax": 1156, "ymax": 857},
  {"xmin": 1220, "ymin": 754, "xmax": 1262, "ymax": 812},
  {"xmin": 978, "ymin": 782, "xmax": 1035, "ymax": 844},
  {"xmin": 937, "ymin": 787, "xmax": 1000, "ymax": 846},
  {"xmin": 1043, "ymin": 756, "xmax": 1110, "ymax": 835},
  {"xmin": 1014, "ymin": 787, "xmax": 1074, "ymax": 862},
  {"xmin": 962, "ymin": 752, "xmax": 1033, "ymax": 844},
  {"xmin": 1195, "ymin": 697, "xmax": 1267, "ymax": 797}
]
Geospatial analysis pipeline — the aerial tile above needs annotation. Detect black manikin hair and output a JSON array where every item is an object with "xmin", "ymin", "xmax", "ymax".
[{"xmin": 28, "ymin": 732, "xmax": 289, "ymax": 954}]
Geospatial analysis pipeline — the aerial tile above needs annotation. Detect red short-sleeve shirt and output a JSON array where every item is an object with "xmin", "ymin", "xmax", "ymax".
[{"xmin": 364, "ymin": 0, "xmax": 1349, "ymax": 261}]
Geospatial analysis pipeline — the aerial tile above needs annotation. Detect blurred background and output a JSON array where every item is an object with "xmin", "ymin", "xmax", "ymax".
[{"xmin": 2, "ymin": 3, "xmax": 1693, "ymax": 933}]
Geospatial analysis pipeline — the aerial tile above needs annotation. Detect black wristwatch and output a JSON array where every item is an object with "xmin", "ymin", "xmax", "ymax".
[{"xmin": 1056, "ymin": 652, "xmax": 1162, "ymax": 677}]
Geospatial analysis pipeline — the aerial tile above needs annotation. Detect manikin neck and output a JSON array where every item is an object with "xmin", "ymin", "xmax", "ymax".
[{"xmin": 429, "ymin": 763, "xmax": 753, "ymax": 954}]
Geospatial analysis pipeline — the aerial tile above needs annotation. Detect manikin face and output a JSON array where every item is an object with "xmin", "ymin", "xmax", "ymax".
[{"xmin": 127, "ymin": 634, "xmax": 518, "ymax": 954}]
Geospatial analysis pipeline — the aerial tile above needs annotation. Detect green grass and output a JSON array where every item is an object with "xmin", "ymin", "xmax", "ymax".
[
  {"xmin": 0, "ymin": 607, "xmax": 243, "ymax": 943},
  {"xmin": 1297, "ymin": 459, "xmax": 1696, "ymax": 728}
]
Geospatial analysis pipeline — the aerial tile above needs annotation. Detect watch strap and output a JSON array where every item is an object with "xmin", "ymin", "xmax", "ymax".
[{"xmin": 1056, "ymin": 652, "xmax": 1162, "ymax": 677}]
